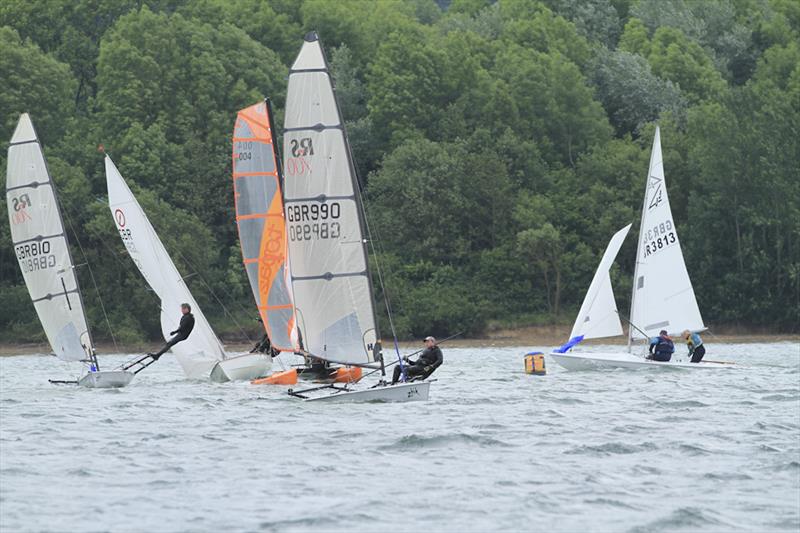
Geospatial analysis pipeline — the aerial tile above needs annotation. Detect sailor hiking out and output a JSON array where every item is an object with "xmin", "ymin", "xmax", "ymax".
[
  {"xmin": 647, "ymin": 330, "xmax": 675, "ymax": 362},
  {"xmin": 392, "ymin": 336, "xmax": 443, "ymax": 384},
  {"xmin": 683, "ymin": 330, "xmax": 706, "ymax": 363},
  {"xmin": 148, "ymin": 303, "xmax": 195, "ymax": 360}
]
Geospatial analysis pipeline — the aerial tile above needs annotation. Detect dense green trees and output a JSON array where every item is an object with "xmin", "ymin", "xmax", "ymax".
[{"xmin": 1, "ymin": 0, "xmax": 797, "ymax": 346}]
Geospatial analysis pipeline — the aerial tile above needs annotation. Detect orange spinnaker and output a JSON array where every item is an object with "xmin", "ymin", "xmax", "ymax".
[{"xmin": 251, "ymin": 368, "xmax": 298, "ymax": 385}]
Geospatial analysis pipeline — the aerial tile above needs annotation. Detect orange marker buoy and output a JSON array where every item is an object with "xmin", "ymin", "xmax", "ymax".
[
  {"xmin": 251, "ymin": 368, "xmax": 298, "ymax": 385},
  {"xmin": 524, "ymin": 352, "xmax": 546, "ymax": 375},
  {"xmin": 333, "ymin": 366, "xmax": 362, "ymax": 383}
]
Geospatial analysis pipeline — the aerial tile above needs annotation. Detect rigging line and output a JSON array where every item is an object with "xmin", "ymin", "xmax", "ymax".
[
  {"xmin": 176, "ymin": 250, "xmax": 254, "ymax": 344},
  {"xmin": 57, "ymin": 194, "xmax": 120, "ymax": 354},
  {"xmin": 360, "ymin": 188, "xmax": 402, "ymax": 358},
  {"xmin": 352, "ymin": 168, "xmax": 401, "ymax": 355}
]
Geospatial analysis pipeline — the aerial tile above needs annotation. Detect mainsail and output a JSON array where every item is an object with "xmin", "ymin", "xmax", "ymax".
[
  {"xmin": 105, "ymin": 156, "xmax": 225, "ymax": 378},
  {"xmin": 629, "ymin": 127, "xmax": 705, "ymax": 340},
  {"xmin": 6, "ymin": 113, "xmax": 94, "ymax": 362},
  {"xmin": 283, "ymin": 32, "xmax": 380, "ymax": 364},
  {"xmin": 233, "ymin": 100, "xmax": 296, "ymax": 351},
  {"xmin": 570, "ymin": 224, "xmax": 631, "ymax": 340}
]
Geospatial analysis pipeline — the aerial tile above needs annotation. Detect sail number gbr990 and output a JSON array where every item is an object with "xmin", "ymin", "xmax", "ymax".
[{"xmin": 286, "ymin": 202, "xmax": 341, "ymax": 242}]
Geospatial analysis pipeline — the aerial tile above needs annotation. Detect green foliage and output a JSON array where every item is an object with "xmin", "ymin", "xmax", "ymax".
[
  {"xmin": 0, "ymin": 27, "xmax": 76, "ymax": 143},
  {"xmin": 0, "ymin": 0, "xmax": 797, "ymax": 347}
]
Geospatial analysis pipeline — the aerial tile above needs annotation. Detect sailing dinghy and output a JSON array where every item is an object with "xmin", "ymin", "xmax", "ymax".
[
  {"xmin": 6, "ymin": 114, "xmax": 133, "ymax": 388},
  {"xmin": 549, "ymin": 127, "xmax": 730, "ymax": 371},
  {"xmin": 105, "ymin": 156, "xmax": 270, "ymax": 382},
  {"xmin": 281, "ymin": 32, "xmax": 430, "ymax": 402}
]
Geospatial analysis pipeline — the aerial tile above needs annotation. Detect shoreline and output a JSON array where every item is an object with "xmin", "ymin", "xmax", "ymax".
[{"xmin": 1, "ymin": 326, "xmax": 797, "ymax": 355}]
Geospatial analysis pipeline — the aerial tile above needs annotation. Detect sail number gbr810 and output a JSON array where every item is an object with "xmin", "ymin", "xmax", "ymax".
[{"xmin": 286, "ymin": 202, "xmax": 342, "ymax": 242}]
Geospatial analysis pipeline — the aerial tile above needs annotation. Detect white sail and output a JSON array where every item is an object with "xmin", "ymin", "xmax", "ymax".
[
  {"xmin": 570, "ymin": 224, "xmax": 631, "ymax": 340},
  {"xmin": 105, "ymin": 156, "xmax": 225, "ymax": 378},
  {"xmin": 629, "ymin": 127, "xmax": 704, "ymax": 340},
  {"xmin": 283, "ymin": 32, "xmax": 379, "ymax": 364},
  {"xmin": 6, "ymin": 114, "xmax": 93, "ymax": 362}
]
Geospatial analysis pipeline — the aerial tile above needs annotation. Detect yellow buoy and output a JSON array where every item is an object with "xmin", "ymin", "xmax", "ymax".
[{"xmin": 524, "ymin": 352, "xmax": 546, "ymax": 375}]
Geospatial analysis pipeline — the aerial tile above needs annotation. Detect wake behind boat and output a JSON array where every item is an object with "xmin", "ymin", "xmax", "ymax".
[
  {"xmin": 549, "ymin": 127, "xmax": 731, "ymax": 371},
  {"xmin": 6, "ymin": 113, "xmax": 134, "ymax": 388}
]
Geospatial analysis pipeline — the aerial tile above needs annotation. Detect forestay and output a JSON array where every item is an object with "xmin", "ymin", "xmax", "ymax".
[
  {"xmin": 105, "ymin": 156, "xmax": 225, "ymax": 378},
  {"xmin": 6, "ymin": 114, "xmax": 94, "ymax": 361},
  {"xmin": 283, "ymin": 32, "xmax": 380, "ymax": 364},
  {"xmin": 570, "ymin": 224, "xmax": 631, "ymax": 340},
  {"xmin": 629, "ymin": 127, "xmax": 705, "ymax": 340},
  {"xmin": 233, "ymin": 101, "xmax": 296, "ymax": 351}
]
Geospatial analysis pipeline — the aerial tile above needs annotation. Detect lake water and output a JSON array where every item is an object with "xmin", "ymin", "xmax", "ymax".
[{"xmin": 1, "ymin": 343, "xmax": 799, "ymax": 532}]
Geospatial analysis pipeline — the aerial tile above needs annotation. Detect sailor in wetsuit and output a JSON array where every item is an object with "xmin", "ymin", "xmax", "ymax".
[
  {"xmin": 148, "ymin": 303, "xmax": 195, "ymax": 360},
  {"xmin": 251, "ymin": 317, "xmax": 281, "ymax": 357},
  {"xmin": 647, "ymin": 329, "xmax": 674, "ymax": 362},
  {"xmin": 391, "ymin": 336, "xmax": 443, "ymax": 384}
]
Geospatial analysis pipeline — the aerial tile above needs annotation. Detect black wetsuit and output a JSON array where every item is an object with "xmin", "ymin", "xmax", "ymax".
[
  {"xmin": 152, "ymin": 313, "xmax": 195, "ymax": 358},
  {"xmin": 251, "ymin": 333, "xmax": 280, "ymax": 357},
  {"xmin": 648, "ymin": 335, "xmax": 674, "ymax": 362},
  {"xmin": 392, "ymin": 345, "xmax": 443, "ymax": 384}
]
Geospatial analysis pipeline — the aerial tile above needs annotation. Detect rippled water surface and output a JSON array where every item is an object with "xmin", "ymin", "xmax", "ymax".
[{"xmin": 1, "ymin": 343, "xmax": 799, "ymax": 532}]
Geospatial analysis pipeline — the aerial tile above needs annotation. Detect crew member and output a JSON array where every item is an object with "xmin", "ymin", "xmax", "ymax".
[
  {"xmin": 251, "ymin": 317, "xmax": 280, "ymax": 357},
  {"xmin": 647, "ymin": 329, "xmax": 674, "ymax": 362},
  {"xmin": 148, "ymin": 303, "xmax": 195, "ymax": 360},
  {"xmin": 683, "ymin": 330, "xmax": 706, "ymax": 363},
  {"xmin": 391, "ymin": 336, "xmax": 443, "ymax": 384}
]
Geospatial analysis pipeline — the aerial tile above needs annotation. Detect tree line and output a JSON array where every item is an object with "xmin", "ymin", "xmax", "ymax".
[{"xmin": 1, "ymin": 0, "xmax": 797, "ymax": 347}]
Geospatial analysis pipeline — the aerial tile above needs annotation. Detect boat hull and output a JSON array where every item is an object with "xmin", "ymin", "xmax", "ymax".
[
  {"xmin": 549, "ymin": 351, "xmax": 731, "ymax": 371},
  {"xmin": 78, "ymin": 371, "xmax": 135, "ymax": 388},
  {"xmin": 304, "ymin": 381, "xmax": 430, "ymax": 403},
  {"xmin": 210, "ymin": 353, "xmax": 271, "ymax": 383}
]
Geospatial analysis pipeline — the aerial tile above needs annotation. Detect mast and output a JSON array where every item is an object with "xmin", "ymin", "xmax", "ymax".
[{"xmin": 628, "ymin": 126, "xmax": 660, "ymax": 352}]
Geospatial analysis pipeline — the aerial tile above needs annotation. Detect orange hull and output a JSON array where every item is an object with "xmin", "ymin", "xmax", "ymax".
[
  {"xmin": 251, "ymin": 368, "xmax": 298, "ymax": 385},
  {"xmin": 333, "ymin": 367, "xmax": 362, "ymax": 383}
]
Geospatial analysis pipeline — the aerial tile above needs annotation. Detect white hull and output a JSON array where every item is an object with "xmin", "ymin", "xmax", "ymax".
[
  {"xmin": 78, "ymin": 371, "xmax": 135, "ymax": 388},
  {"xmin": 174, "ymin": 352, "xmax": 220, "ymax": 380},
  {"xmin": 210, "ymin": 353, "xmax": 271, "ymax": 383},
  {"xmin": 304, "ymin": 381, "xmax": 430, "ymax": 403},
  {"xmin": 549, "ymin": 351, "xmax": 731, "ymax": 371}
]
